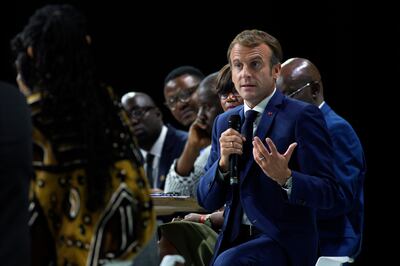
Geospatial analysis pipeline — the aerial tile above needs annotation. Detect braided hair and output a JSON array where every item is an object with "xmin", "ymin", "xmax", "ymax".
[{"xmin": 11, "ymin": 4, "xmax": 138, "ymax": 211}]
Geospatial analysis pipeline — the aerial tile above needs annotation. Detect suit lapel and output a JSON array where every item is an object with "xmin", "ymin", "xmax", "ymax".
[
  {"xmin": 240, "ymin": 92, "xmax": 284, "ymax": 183},
  {"xmin": 255, "ymin": 98, "xmax": 281, "ymax": 141}
]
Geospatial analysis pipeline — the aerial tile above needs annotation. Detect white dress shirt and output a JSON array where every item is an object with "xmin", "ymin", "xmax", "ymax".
[{"xmin": 141, "ymin": 125, "xmax": 168, "ymax": 188}]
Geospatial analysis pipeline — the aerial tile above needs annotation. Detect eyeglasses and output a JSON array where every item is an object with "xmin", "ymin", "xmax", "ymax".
[
  {"xmin": 165, "ymin": 85, "xmax": 198, "ymax": 110},
  {"xmin": 286, "ymin": 80, "xmax": 319, "ymax": 98},
  {"xmin": 129, "ymin": 106, "xmax": 155, "ymax": 119},
  {"xmin": 219, "ymin": 90, "xmax": 241, "ymax": 100}
]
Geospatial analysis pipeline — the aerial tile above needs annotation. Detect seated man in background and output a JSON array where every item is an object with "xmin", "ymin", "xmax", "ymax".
[
  {"xmin": 121, "ymin": 92, "xmax": 187, "ymax": 191},
  {"xmin": 160, "ymin": 72, "xmax": 223, "ymax": 266},
  {"xmin": 277, "ymin": 57, "xmax": 366, "ymax": 259},
  {"xmin": 159, "ymin": 68, "xmax": 244, "ymax": 266},
  {"xmin": 164, "ymin": 72, "xmax": 223, "ymax": 197},
  {"xmin": 163, "ymin": 66, "xmax": 204, "ymax": 130},
  {"xmin": 182, "ymin": 64, "xmax": 243, "ymax": 229}
]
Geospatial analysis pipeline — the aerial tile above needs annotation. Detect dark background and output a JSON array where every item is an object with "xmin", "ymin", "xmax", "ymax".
[{"xmin": 0, "ymin": 0, "xmax": 380, "ymax": 265}]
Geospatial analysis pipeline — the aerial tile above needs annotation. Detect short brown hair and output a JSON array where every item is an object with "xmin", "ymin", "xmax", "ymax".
[{"xmin": 227, "ymin": 29, "xmax": 283, "ymax": 67}]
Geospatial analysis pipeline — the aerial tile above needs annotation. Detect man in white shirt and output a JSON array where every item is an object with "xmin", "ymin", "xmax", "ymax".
[{"xmin": 122, "ymin": 92, "xmax": 187, "ymax": 191}]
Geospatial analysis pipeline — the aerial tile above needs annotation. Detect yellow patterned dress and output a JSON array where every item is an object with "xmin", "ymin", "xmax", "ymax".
[{"xmin": 28, "ymin": 87, "xmax": 155, "ymax": 266}]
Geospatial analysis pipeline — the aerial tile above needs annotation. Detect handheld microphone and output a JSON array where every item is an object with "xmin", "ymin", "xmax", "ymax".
[{"xmin": 228, "ymin": 115, "xmax": 241, "ymax": 185}]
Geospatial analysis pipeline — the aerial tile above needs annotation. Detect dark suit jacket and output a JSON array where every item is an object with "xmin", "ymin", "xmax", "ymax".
[
  {"xmin": 0, "ymin": 82, "xmax": 32, "ymax": 265},
  {"xmin": 197, "ymin": 91, "xmax": 339, "ymax": 266},
  {"xmin": 317, "ymin": 103, "xmax": 366, "ymax": 257},
  {"xmin": 156, "ymin": 125, "xmax": 187, "ymax": 189}
]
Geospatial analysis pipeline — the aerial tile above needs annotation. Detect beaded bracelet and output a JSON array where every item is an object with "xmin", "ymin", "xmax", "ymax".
[{"xmin": 199, "ymin": 215, "xmax": 207, "ymax": 224}]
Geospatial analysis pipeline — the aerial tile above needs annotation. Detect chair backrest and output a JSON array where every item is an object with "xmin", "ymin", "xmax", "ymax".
[{"xmin": 315, "ymin": 256, "xmax": 354, "ymax": 266}]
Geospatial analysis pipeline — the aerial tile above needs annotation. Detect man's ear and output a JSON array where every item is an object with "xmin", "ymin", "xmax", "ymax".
[
  {"xmin": 86, "ymin": 35, "xmax": 92, "ymax": 45},
  {"xmin": 272, "ymin": 63, "xmax": 281, "ymax": 81},
  {"xmin": 311, "ymin": 83, "xmax": 321, "ymax": 98},
  {"xmin": 155, "ymin": 107, "xmax": 163, "ymax": 119},
  {"xmin": 27, "ymin": 46, "xmax": 34, "ymax": 58}
]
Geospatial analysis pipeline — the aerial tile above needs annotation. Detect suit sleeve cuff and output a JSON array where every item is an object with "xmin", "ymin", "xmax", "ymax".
[
  {"xmin": 282, "ymin": 176, "xmax": 293, "ymax": 197},
  {"xmin": 217, "ymin": 167, "xmax": 230, "ymax": 183}
]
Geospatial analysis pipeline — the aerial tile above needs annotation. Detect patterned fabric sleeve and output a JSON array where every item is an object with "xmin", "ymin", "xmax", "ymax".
[
  {"xmin": 164, "ymin": 146, "xmax": 211, "ymax": 199},
  {"xmin": 28, "ymin": 87, "xmax": 156, "ymax": 266}
]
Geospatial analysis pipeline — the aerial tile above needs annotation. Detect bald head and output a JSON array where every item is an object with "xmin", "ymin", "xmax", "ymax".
[
  {"xmin": 197, "ymin": 72, "xmax": 223, "ymax": 136},
  {"xmin": 121, "ymin": 92, "xmax": 156, "ymax": 109},
  {"xmin": 121, "ymin": 92, "xmax": 163, "ymax": 151},
  {"xmin": 277, "ymin": 57, "xmax": 324, "ymax": 105},
  {"xmin": 198, "ymin": 73, "xmax": 218, "ymax": 96}
]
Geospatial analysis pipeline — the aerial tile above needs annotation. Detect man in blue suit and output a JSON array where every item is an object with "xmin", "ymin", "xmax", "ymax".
[
  {"xmin": 122, "ymin": 92, "xmax": 187, "ymax": 191},
  {"xmin": 197, "ymin": 29, "xmax": 339, "ymax": 266},
  {"xmin": 277, "ymin": 58, "xmax": 366, "ymax": 259}
]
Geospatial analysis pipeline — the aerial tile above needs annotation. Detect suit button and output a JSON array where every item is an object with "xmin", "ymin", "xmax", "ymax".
[{"xmin": 208, "ymin": 182, "xmax": 212, "ymax": 188}]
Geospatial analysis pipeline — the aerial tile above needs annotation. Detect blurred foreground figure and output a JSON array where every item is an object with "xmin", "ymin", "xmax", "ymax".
[
  {"xmin": 11, "ymin": 4, "xmax": 155, "ymax": 265},
  {"xmin": 0, "ymin": 81, "xmax": 32, "ymax": 266}
]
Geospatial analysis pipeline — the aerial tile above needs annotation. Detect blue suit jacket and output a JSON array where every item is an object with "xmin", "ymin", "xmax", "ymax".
[
  {"xmin": 317, "ymin": 103, "xmax": 366, "ymax": 257},
  {"xmin": 197, "ymin": 91, "xmax": 339, "ymax": 266},
  {"xmin": 156, "ymin": 125, "xmax": 187, "ymax": 189}
]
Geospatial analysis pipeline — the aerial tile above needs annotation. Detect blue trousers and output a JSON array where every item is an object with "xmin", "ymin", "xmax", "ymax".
[{"xmin": 213, "ymin": 234, "xmax": 288, "ymax": 266}]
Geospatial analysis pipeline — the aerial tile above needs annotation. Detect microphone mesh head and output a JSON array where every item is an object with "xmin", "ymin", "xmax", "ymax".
[{"xmin": 229, "ymin": 114, "xmax": 241, "ymax": 131}]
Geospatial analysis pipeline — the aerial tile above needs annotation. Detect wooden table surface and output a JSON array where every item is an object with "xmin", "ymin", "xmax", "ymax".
[{"xmin": 151, "ymin": 195, "xmax": 206, "ymax": 216}]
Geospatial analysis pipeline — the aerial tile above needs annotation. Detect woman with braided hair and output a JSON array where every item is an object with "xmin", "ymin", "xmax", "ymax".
[{"xmin": 11, "ymin": 4, "xmax": 155, "ymax": 265}]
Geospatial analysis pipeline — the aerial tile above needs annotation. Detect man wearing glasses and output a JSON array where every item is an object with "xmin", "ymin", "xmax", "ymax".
[
  {"xmin": 163, "ymin": 66, "xmax": 205, "ymax": 129},
  {"xmin": 121, "ymin": 92, "xmax": 188, "ymax": 191},
  {"xmin": 277, "ymin": 57, "xmax": 366, "ymax": 261}
]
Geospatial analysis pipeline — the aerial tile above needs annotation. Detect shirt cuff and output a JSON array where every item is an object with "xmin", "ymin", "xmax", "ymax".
[
  {"xmin": 217, "ymin": 167, "xmax": 229, "ymax": 182},
  {"xmin": 282, "ymin": 176, "xmax": 293, "ymax": 196}
]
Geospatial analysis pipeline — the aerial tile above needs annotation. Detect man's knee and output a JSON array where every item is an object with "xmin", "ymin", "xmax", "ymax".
[{"xmin": 213, "ymin": 249, "xmax": 246, "ymax": 266}]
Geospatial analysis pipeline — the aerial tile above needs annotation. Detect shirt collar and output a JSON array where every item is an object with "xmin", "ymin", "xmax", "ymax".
[
  {"xmin": 141, "ymin": 125, "xmax": 168, "ymax": 158},
  {"xmin": 244, "ymin": 88, "xmax": 276, "ymax": 114}
]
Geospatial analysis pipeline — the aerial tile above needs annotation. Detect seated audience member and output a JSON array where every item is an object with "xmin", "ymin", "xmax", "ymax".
[
  {"xmin": 277, "ymin": 57, "xmax": 366, "ymax": 258},
  {"xmin": 159, "ymin": 67, "xmax": 244, "ymax": 266},
  {"xmin": 216, "ymin": 64, "xmax": 243, "ymax": 111},
  {"xmin": 163, "ymin": 66, "xmax": 204, "ymax": 129},
  {"xmin": 183, "ymin": 64, "xmax": 243, "ymax": 229},
  {"xmin": 121, "ymin": 92, "xmax": 187, "ymax": 191},
  {"xmin": 158, "ymin": 221, "xmax": 218, "ymax": 266},
  {"xmin": 11, "ymin": 4, "xmax": 155, "ymax": 265},
  {"xmin": 0, "ymin": 81, "xmax": 32, "ymax": 266},
  {"xmin": 164, "ymin": 72, "xmax": 223, "ymax": 197}
]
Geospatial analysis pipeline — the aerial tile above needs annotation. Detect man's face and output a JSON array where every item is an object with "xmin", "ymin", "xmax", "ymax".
[
  {"xmin": 164, "ymin": 74, "xmax": 200, "ymax": 127},
  {"xmin": 197, "ymin": 87, "xmax": 223, "ymax": 136},
  {"xmin": 230, "ymin": 43, "xmax": 280, "ymax": 108},
  {"xmin": 122, "ymin": 95, "xmax": 162, "ymax": 149}
]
